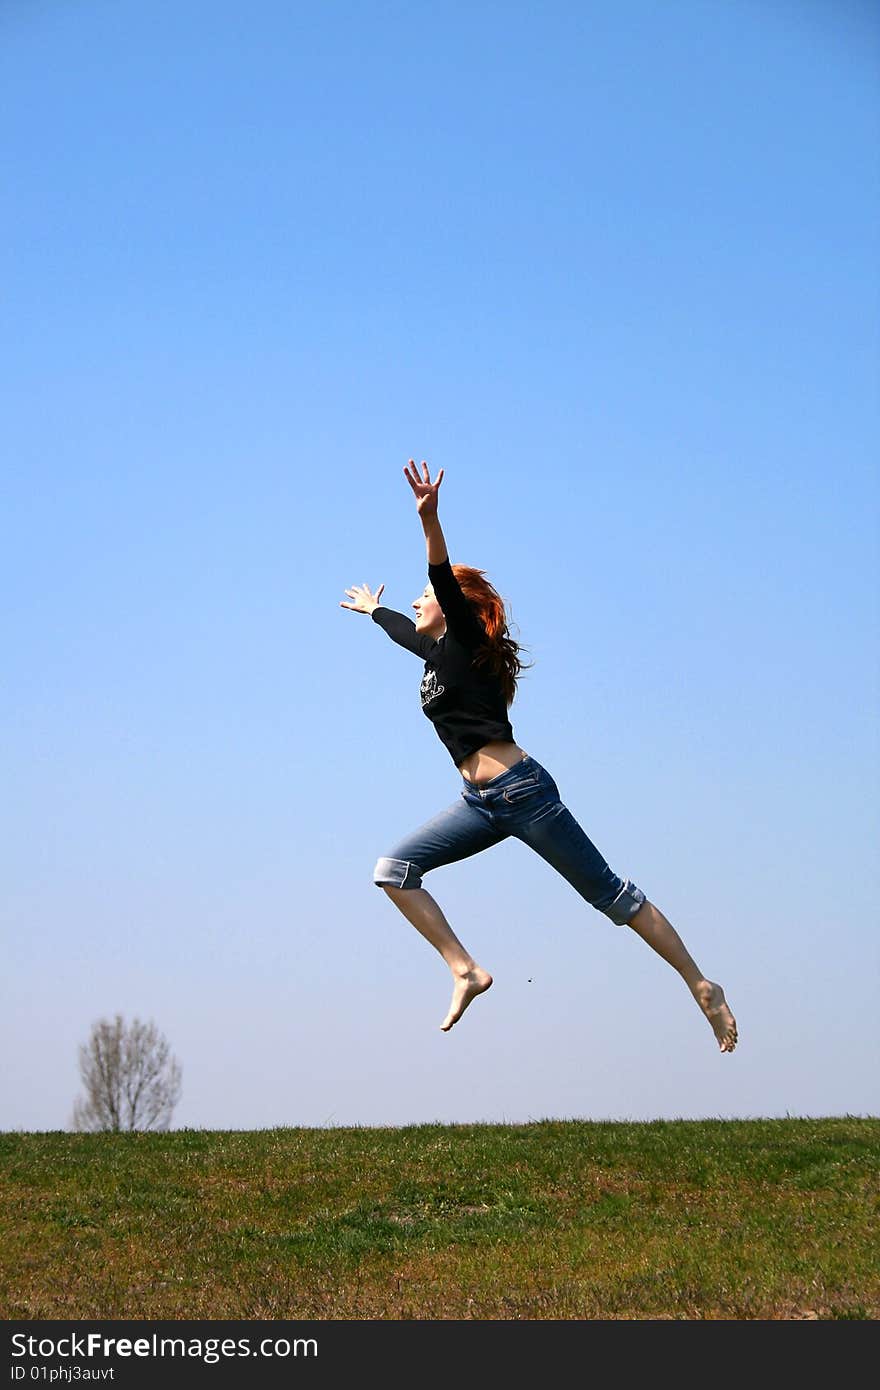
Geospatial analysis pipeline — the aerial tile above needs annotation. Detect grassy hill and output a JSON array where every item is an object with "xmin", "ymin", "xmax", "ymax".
[{"xmin": 1, "ymin": 1117, "xmax": 876, "ymax": 1320}]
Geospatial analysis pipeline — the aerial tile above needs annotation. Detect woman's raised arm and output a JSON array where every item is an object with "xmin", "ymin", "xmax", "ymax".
[
  {"xmin": 405, "ymin": 461, "xmax": 484, "ymax": 647},
  {"xmin": 404, "ymin": 459, "xmax": 448, "ymax": 565}
]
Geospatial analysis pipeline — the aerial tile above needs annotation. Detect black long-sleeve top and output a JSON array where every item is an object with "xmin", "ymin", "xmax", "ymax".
[{"xmin": 371, "ymin": 556, "xmax": 515, "ymax": 767}]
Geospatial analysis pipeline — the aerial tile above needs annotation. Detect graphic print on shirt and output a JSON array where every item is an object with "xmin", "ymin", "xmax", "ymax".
[{"xmin": 420, "ymin": 669, "xmax": 445, "ymax": 708}]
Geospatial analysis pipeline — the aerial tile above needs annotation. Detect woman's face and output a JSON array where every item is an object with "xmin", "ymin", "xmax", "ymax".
[{"xmin": 412, "ymin": 583, "xmax": 446, "ymax": 639}]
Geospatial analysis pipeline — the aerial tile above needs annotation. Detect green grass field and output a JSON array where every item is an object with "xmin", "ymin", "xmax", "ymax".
[{"xmin": 1, "ymin": 1117, "xmax": 877, "ymax": 1320}]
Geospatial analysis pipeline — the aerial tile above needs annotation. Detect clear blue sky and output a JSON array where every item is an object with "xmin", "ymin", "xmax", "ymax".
[{"xmin": 2, "ymin": 0, "xmax": 877, "ymax": 1130}]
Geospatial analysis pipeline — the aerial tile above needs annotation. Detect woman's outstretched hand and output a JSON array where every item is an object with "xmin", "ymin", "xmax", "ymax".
[
  {"xmin": 404, "ymin": 459, "xmax": 444, "ymax": 517},
  {"xmin": 340, "ymin": 581, "xmax": 385, "ymax": 615}
]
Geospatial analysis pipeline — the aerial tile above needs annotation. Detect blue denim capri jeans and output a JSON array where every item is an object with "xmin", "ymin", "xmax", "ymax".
[{"xmin": 372, "ymin": 754, "xmax": 646, "ymax": 927}]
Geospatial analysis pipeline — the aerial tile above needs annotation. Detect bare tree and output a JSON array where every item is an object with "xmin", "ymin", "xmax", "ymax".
[{"xmin": 71, "ymin": 1014, "xmax": 182, "ymax": 1131}]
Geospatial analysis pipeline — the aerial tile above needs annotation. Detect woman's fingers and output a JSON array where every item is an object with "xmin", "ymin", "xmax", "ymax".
[
  {"xmin": 340, "ymin": 581, "xmax": 383, "ymax": 611},
  {"xmin": 405, "ymin": 459, "xmax": 430, "ymax": 490},
  {"xmin": 404, "ymin": 457, "xmax": 444, "ymax": 517},
  {"xmin": 404, "ymin": 459, "xmax": 443, "ymax": 495}
]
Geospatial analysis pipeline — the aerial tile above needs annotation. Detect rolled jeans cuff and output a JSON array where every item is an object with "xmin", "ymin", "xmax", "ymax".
[
  {"xmin": 373, "ymin": 856, "xmax": 424, "ymax": 890},
  {"xmin": 605, "ymin": 878, "xmax": 646, "ymax": 926}
]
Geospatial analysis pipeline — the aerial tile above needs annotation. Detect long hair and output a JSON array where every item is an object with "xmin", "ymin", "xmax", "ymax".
[{"xmin": 451, "ymin": 564, "xmax": 534, "ymax": 708}]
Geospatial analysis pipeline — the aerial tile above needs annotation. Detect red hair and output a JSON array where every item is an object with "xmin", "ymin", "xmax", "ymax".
[{"xmin": 451, "ymin": 564, "xmax": 534, "ymax": 707}]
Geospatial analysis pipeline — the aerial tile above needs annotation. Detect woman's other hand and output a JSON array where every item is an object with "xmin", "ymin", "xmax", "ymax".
[
  {"xmin": 340, "ymin": 582, "xmax": 385, "ymax": 615},
  {"xmin": 404, "ymin": 459, "xmax": 444, "ymax": 517}
]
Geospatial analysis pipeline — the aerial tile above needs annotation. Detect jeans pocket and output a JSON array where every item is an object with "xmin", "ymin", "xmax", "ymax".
[{"xmin": 502, "ymin": 775, "xmax": 542, "ymax": 803}]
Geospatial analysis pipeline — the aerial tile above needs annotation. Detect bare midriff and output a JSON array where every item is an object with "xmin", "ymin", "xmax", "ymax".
[{"xmin": 456, "ymin": 740, "xmax": 528, "ymax": 786}]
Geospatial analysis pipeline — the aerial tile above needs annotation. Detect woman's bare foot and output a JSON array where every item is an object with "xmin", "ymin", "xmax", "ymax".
[
  {"xmin": 440, "ymin": 966, "xmax": 493, "ymax": 1031},
  {"xmin": 693, "ymin": 979, "xmax": 738, "ymax": 1052}
]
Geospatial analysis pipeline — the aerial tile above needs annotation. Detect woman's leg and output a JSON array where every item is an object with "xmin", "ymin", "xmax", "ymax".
[
  {"xmin": 372, "ymin": 795, "xmax": 506, "ymax": 1030},
  {"xmin": 380, "ymin": 886, "xmax": 494, "ymax": 1030},
  {"xmin": 626, "ymin": 899, "xmax": 737, "ymax": 1051},
  {"xmin": 504, "ymin": 769, "xmax": 738, "ymax": 1052}
]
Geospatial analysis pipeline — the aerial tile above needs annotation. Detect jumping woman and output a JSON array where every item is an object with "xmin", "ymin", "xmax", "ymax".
[{"xmin": 340, "ymin": 461, "xmax": 738, "ymax": 1052}]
